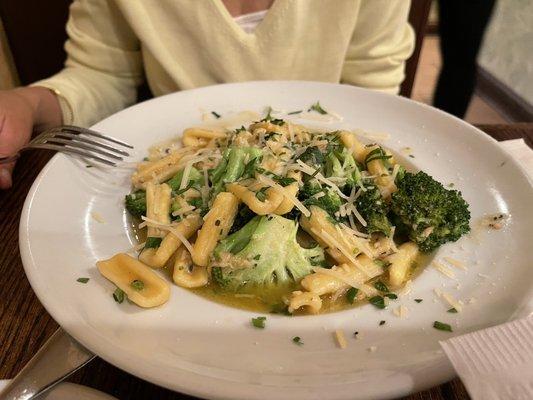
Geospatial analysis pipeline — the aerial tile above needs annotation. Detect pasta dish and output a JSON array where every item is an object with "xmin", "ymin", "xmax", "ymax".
[{"xmin": 96, "ymin": 108, "xmax": 471, "ymax": 315}]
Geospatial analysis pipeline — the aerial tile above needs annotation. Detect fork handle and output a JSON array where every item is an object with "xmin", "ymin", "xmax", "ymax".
[
  {"xmin": 0, "ymin": 328, "xmax": 96, "ymax": 400},
  {"xmin": 0, "ymin": 154, "xmax": 20, "ymax": 165}
]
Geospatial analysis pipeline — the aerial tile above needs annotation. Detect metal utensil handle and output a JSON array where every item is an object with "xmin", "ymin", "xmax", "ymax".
[{"xmin": 0, "ymin": 328, "xmax": 96, "ymax": 400}]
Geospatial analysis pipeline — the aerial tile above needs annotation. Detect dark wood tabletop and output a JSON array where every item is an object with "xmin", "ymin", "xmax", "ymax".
[{"xmin": 1, "ymin": 123, "xmax": 532, "ymax": 400}]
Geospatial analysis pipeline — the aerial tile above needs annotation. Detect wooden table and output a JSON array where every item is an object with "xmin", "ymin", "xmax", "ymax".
[{"xmin": 1, "ymin": 123, "xmax": 532, "ymax": 400}]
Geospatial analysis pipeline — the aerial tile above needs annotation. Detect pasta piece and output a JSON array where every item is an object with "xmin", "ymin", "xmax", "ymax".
[
  {"xmin": 249, "ymin": 121, "xmax": 288, "ymax": 137},
  {"xmin": 192, "ymin": 192, "xmax": 239, "ymax": 267},
  {"xmin": 140, "ymin": 214, "xmax": 202, "ymax": 268},
  {"xmin": 172, "ymin": 247, "xmax": 208, "ymax": 288},
  {"xmin": 288, "ymin": 291, "xmax": 322, "ymax": 314},
  {"xmin": 304, "ymin": 256, "xmax": 381, "ymax": 295},
  {"xmin": 387, "ymin": 242, "xmax": 419, "ymax": 287},
  {"xmin": 145, "ymin": 182, "xmax": 172, "ymax": 237},
  {"xmin": 182, "ymin": 127, "xmax": 226, "ymax": 147},
  {"xmin": 273, "ymin": 171, "xmax": 301, "ymax": 215},
  {"xmin": 365, "ymin": 145, "xmax": 397, "ymax": 198},
  {"xmin": 226, "ymin": 183, "xmax": 283, "ymax": 215},
  {"xmin": 300, "ymin": 206, "xmax": 360, "ymax": 264},
  {"xmin": 97, "ymin": 253, "xmax": 170, "ymax": 308},
  {"xmin": 132, "ymin": 149, "xmax": 191, "ymax": 187},
  {"xmin": 289, "ymin": 255, "xmax": 382, "ymax": 314},
  {"xmin": 339, "ymin": 131, "xmax": 367, "ymax": 163}
]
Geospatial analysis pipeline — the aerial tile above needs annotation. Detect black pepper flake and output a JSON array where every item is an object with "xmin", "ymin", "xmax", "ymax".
[
  {"xmin": 215, "ymin": 219, "xmax": 221, "ymax": 226},
  {"xmin": 379, "ymin": 320, "xmax": 386, "ymax": 326}
]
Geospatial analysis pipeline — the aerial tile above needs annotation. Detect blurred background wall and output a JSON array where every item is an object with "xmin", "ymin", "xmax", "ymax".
[{"xmin": 477, "ymin": 0, "xmax": 533, "ymax": 117}]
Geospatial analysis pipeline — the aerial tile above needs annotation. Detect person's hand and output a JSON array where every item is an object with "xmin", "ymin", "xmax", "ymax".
[{"xmin": 0, "ymin": 87, "xmax": 62, "ymax": 189}]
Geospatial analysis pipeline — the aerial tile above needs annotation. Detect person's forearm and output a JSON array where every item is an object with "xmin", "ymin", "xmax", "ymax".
[{"xmin": 14, "ymin": 86, "xmax": 62, "ymax": 131}]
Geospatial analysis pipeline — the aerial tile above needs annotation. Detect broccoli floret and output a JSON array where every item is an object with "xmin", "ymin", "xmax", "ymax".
[
  {"xmin": 391, "ymin": 171, "xmax": 470, "ymax": 252},
  {"xmin": 324, "ymin": 153, "xmax": 343, "ymax": 178},
  {"xmin": 304, "ymin": 188, "xmax": 342, "ymax": 217},
  {"xmin": 212, "ymin": 215, "xmax": 325, "ymax": 291},
  {"xmin": 297, "ymin": 146, "xmax": 323, "ymax": 168},
  {"xmin": 166, "ymin": 166, "xmax": 203, "ymax": 192},
  {"xmin": 298, "ymin": 179, "xmax": 341, "ymax": 217},
  {"xmin": 125, "ymin": 190, "xmax": 146, "ymax": 218},
  {"xmin": 210, "ymin": 147, "xmax": 263, "ymax": 195},
  {"xmin": 355, "ymin": 185, "xmax": 391, "ymax": 236}
]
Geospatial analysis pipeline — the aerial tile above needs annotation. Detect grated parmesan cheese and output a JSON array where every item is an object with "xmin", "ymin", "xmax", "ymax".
[
  {"xmin": 140, "ymin": 216, "xmax": 194, "ymax": 253},
  {"xmin": 179, "ymin": 161, "xmax": 193, "ymax": 190},
  {"xmin": 443, "ymin": 257, "xmax": 468, "ymax": 270},
  {"xmin": 391, "ymin": 163, "xmax": 401, "ymax": 182},
  {"xmin": 294, "ymin": 160, "xmax": 350, "ymax": 200},
  {"xmin": 389, "ymin": 226, "xmax": 398, "ymax": 253},
  {"xmin": 257, "ymin": 174, "xmax": 310, "ymax": 217},
  {"xmin": 316, "ymin": 228, "xmax": 361, "ymax": 269},
  {"xmin": 334, "ymin": 330, "xmax": 347, "ymax": 349},
  {"xmin": 432, "ymin": 261, "xmax": 456, "ymax": 279},
  {"xmin": 434, "ymin": 288, "xmax": 463, "ymax": 312},
  {"xmin": 91, "ymin": 211, "xmax": 105, "ymax": 223},
  {"xmin": 393, "ymin": 305, "xmax": 409, "ymax": 318}
]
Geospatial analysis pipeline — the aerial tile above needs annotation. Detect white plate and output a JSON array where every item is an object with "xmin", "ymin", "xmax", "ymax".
[
  {"xmin": 20, "ymin": 81, "xmax": 533, "ymax": 400},
  {"xmin": 0, "ymin": 380, "xmax": 117, "ymax": 400}
]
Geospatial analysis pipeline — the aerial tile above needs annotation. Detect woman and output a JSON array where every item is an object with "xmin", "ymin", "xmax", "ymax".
[{"xmin": 0, "ymin": 0, "xmax": 414, "ymax": 189}]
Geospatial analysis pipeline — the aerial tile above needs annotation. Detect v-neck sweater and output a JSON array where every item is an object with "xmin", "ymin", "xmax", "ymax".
[{"xmin": 33, "ymin": 0, "xmax": 414, "ymax": 127}]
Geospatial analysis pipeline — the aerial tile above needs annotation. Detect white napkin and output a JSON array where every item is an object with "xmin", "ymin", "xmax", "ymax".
[
  {"xmin": 499, "ymin": 139, "xmax": 533, "ymax": 179},
  {"xmin": 440, "ymin": 316, "xmax": 533, "ymax": 400}
]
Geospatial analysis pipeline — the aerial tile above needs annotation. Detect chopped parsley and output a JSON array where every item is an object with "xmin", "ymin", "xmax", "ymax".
[
  {"xmin": 85, "ymin": 165, "xmax": 93, "ymax": 168},
  {"xmin": 433, "ymin": 321, "xmax": 453, "ymax": 332},
  {"xmin": 365, "ymin": 147, "xmax": 392, "ymax": 165},
  {"xmin": 374, "ymin": 281, "xmax": 389, "ymax": 293},
  {"xmin": 447, "ymin": 308, "xmax": 458, "ymax": 313},
  {"xmin": 255, "ymin": 187, "xmax": 268, "ymax": 202},
  {"xmin": 272, "ymin": 176, "xmax": 296, "ymax": 186},
  {"xmin": 253, "ymin": 254, "xmax": 261, "ymax": 260},
  {"xmin": 308, "ymin": 101, "xmax": 328, "ymax": 115},
  {"xmin": 145, "ymin": 237, "xmax": 162, "ymax": 249},
  {"xmin": 288, "ymin": 110, "xmax": 302, "ymax": 115},
  {"xmin": 346, "ymin": 287, "xmax": 358, "ymax": 304},
  {"xmin": 292, "ymin": 336, "xmax": 303, "ymax": 345},
  {"xmin": 384, "ymin": 293, "xmax": 398, "ymax": 300},
  {"xmin": 131, "ymin": 280, "xmax": 144, "ymax": 291},
  {"xmin": 113, "ymin": 288, "xmax": 125, "ymax": 304},
  {"xmin": 76, "ymin": 277, "xmax": 90, "ymax": 284},
  {"xmin": 379, "ymin": 320, "xmax": 386, "ymax": 326},
  {"xmin": 211, "ymin": 111, "xmax": 221, "ymax": 119},
  {"xmin": 374, "ymin": 259, "xmax": 391, "ymax": 269},
  {"xmin": 263, "ymin": 106, "xmax": 273, "ymax": 120},
  {"xmin": 414, "ymin": 299, "xmax": 423, "ymax": 303},
  {"xmin": 251, "ymin": 316, "xmax": 266, "ymax": 329},
  {"xmin": 369, "ymin": 296, "xmax": 386, "ymax": 309},
  {"xmin": 270, "ymin": 303, "xmax": 291, "ymax": 315},
  {"xmin": 242, "ymin": 156, "xmax": 261, "ymax": 179}
]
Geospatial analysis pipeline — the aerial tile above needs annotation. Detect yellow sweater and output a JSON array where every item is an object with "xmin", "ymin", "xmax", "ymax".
[{"xmin": 34, "ymin": 0, "xmax": 414, "ymax": 127}]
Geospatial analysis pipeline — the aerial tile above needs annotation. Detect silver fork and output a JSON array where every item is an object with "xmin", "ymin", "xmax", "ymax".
[{"xmin": 0, "ymin": 125, "xmax": 133, "ymax": 166}]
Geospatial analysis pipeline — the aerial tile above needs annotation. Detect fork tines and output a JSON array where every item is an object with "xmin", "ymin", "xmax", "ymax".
[{"xmin": 32, "ymin": 126, "xmax": 134, "ymax": 167}]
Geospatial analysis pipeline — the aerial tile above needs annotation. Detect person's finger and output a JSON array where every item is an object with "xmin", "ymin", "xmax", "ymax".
[{"xmin": 0, "ymin": 162, "xmax": 14, "ymax": 189}]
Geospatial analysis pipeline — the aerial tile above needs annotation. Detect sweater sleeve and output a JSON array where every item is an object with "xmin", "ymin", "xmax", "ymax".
[
  {"xmin": 31, "ymin": 0, "xmax": 143, "ymax": 127},
  {"xmin": 341, "ymin": 0, "xmax": 415, "ymax": 94}
]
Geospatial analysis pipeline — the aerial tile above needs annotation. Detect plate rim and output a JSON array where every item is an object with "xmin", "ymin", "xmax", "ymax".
[{"xmin": 18, "ymin": 80, "xmax": 533, "ymax": 400}]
